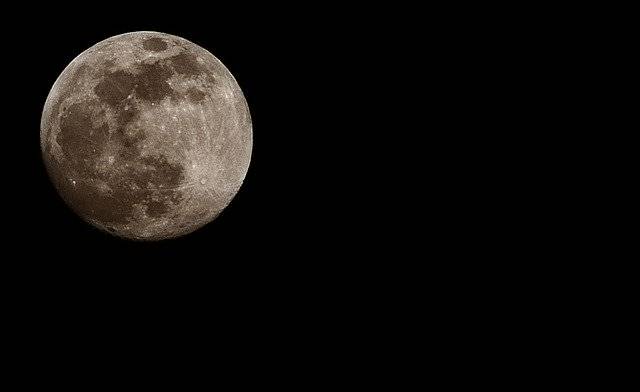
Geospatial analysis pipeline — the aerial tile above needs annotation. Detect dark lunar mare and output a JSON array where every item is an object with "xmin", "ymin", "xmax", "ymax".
[{"xmin": 52, "ymin": 53, "xmax": 198, "ymax": 226}]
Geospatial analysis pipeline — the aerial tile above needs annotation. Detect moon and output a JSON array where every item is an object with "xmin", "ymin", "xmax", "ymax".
[{"xmin": 41, "ymin": 31, "xmax": 252, "ymax": 240}]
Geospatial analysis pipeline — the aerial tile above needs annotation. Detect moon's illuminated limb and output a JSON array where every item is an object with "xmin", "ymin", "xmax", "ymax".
[{"xmin": 40, "ymin": 32, "xmax": 252, "ymax": 240}]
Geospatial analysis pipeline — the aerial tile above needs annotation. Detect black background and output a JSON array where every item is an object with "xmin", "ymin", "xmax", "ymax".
[
  {"xmin": 2, "ymin": 6, "xmax": 381, "ymax": 291},
  {"xmin": 0, "ymin": 10, "xmax": 405, "ymax": 358},
  {"xmin": 0, "ymin": 4, "xmax": 598, "ymax": 378},
  {"xmin": 0, "ymin": 5, "xmax": 480, "ymax": 377}
]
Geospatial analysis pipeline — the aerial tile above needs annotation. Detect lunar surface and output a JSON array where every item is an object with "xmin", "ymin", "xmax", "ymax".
[{"xmin": 41, "ymin": 32, "xmax": 252, "ymax": 240}]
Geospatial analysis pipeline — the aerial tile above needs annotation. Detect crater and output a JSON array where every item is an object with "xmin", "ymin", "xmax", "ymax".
[
  {"xmin": 112, "ymin": 106, "xmax": 145, "ymax": 160},
  {"xmin": 143, "ymin": 37, "xmax": 168, "ymax": 52},
  {"xmin": 186, "ymin": 87, "xmax": 207, "ymax": 102},
  {"xmin": 103, "ymin": 59, "xmax": 116, "ymax": 71}
]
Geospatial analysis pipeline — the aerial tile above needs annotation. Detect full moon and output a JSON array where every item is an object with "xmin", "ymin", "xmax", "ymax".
[{"xmin": 41, "ymin": 32, "xmax": 252, "ymax": 240}]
